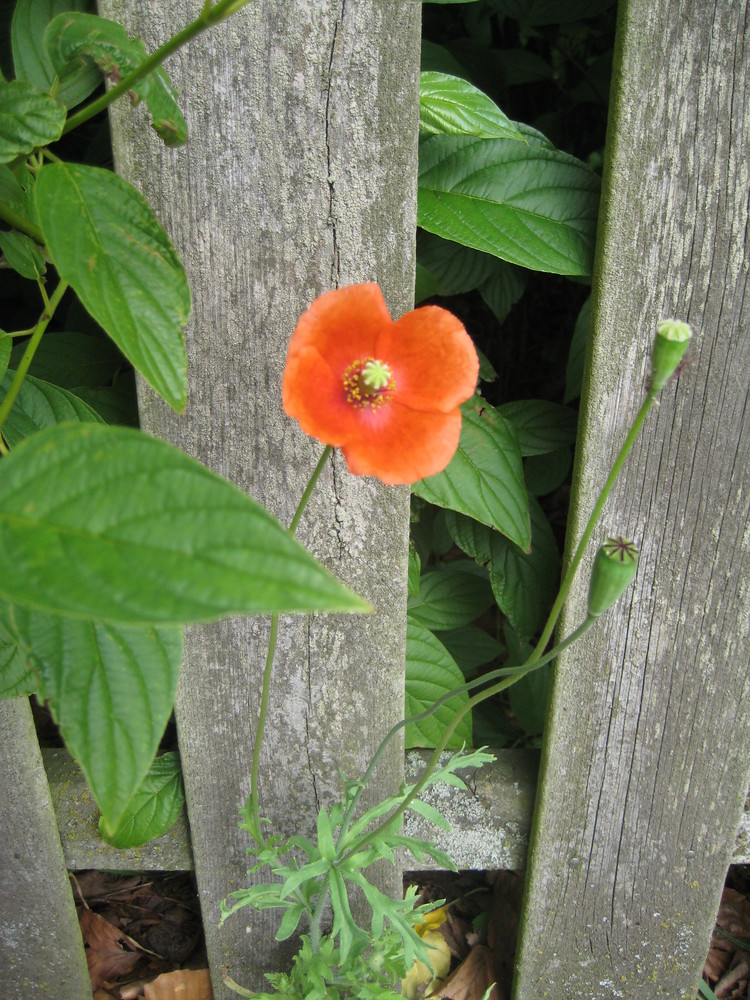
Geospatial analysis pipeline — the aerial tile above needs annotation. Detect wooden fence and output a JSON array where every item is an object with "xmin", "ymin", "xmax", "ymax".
[{"xmin": 2, "ymin": 1, "xmax": 749, "ymax": 998}]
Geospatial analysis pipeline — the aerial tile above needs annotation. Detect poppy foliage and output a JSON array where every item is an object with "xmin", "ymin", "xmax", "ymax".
[{"xmin": 282, "ymin": 284, "xmax": 479, "ymax": 485}]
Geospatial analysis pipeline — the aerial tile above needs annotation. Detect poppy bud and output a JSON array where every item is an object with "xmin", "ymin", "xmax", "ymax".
[
  {"xmin": 588, "ymin": 537, "xmax": 639, "ymax": 617},
  {"xmin": 650, "ymin": 319, "xmax": 692, "ymax": 391}
]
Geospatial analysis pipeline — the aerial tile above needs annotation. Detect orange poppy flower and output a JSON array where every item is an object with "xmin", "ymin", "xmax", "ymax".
[{"xmin": 282, "ymin": 283, "xmax": 479, "ymax": 485}]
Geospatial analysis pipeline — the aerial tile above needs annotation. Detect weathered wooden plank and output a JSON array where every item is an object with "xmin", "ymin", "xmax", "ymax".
[
  {"xmin": 44, "ymin": 747, "xmax": 541, "ymax": 872},
  {"xmin": 99, "ymin": 2, "xmax": 420, "ymax": 995},
  {"xmin": 513, "ymin": 2, "xmax": 750, "ymax": 998},
  {"xmin": 0, "ymin": 700, "xmax": 90, "ymax": 1000}
]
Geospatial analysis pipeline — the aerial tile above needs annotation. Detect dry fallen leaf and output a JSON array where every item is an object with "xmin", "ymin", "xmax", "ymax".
[
  {"xmin": 430, "ymin": 944, "xmax": 504, "ymax": 1000},
  {"xmin": 705, "ymin": 887, "xmax": 750, "ymax": 985},
  {"xmin": 143, "ymin": 968, "xmax": 213, "ymax": 1000},
  {"xmin": 79, "ymin": 908, "xmax": 145, "ymax": 988},
  {"xmin": 401, "ymin": 929, "xmax": 452, "ymax": 999}
]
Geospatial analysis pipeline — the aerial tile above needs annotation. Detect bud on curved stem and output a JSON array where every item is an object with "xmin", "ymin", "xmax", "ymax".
[
  {"xmin": 587, "ymin": 537, "xmax": 639, "ymax": 617},
  {"xmin": 650, "ymin": 319, "xmax": 692, "ymax": 391}
]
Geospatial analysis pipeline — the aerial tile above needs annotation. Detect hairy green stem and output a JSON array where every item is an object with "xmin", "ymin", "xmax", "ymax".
[
  {"xmin": 247, "ymin": 446, "xmax": 333, "ymax": 845},
  {"xmin": 340, "ymin": 617, "xmax": 596, "ymax": 862},
  {"xmin": 528, "ymin": 390, "xmax": 658, "ymax": 664},
  {"xmin": 0, "ymin": 278, "xmax": 69, "ymax": 446},
  {"xmin": 62, "ymin": 0, "xmax": 255, "ymax": 136}
]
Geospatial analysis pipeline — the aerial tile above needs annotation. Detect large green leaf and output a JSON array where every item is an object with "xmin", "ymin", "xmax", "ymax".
[
  {"xmin": 0, "ymin": 611, "xmax": 35, "ymax": 698},
  {"xmin": 524, "ymin": 446, "xmax": 571, "ymax": 497},
  {"xmin": 35, "ymin": 162, "xmax": 190, "ymax": 411},
  {"xmin": 11, "ymin": 0, "xmax": 100, "ymax": 110},
  {"xmin": 0, "ymin": 369, "xmax": 103, "ymax": 447},
  {"xmin": 102, "ymin": 752, "xmax": 185, "ymax": 848},
  {"xmin": 407, "ymin": 563, "xmax": 494, "ymax": 631},
  {"xmin": 0, "ymin": 423, "xmax": 368, "ymax": 623},
  {"xmin": 405, "ymin": 616, "xmax": 471, "ymax": 749},
  {"xmin": 0, "ymin": 80, "xmax": 66, "ymax": 164},
  {"xmin": 419, "ymin": 72, "xmax": 525, "ymax": 140},
  {"xmin": 418, "ymin": 133, "xmax": 600, "ymax": 274},
  {"xmin": 497, "ymin": 399, "xmax": 579, "ymax": 456},
  {"xmin": 3, "ymin": 600, "xmax": 181, "ymax": 831},
  {"xmin": 435, "ymin": 624, "xmax": 502, "ymax": 673},
  {"xmin": 413, "ymin": 396, "xmax": 530, "ymax": 551},
  {"xmin": 447, "ymin": 498, "xmax": 559, "ymax": 639},
  {"xmin": 9, "ymin": 330, "xmax": 125, "ymax": 389},
  {"xmin": 45, "ymin": 12, "xmax": 187, "ymax": 146}
]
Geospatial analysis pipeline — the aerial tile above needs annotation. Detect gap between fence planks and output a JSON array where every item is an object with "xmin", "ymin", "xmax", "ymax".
[
  {"xmin": 512, "ymin": 2, "xmax": 750, "ymax": 997},
  {"xmin": 98, "ymin": 1, "xmax": 420, "ymax": 995}
]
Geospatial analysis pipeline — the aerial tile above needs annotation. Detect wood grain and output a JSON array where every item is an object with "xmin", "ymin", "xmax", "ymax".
[
  {"xmin": 99, "ymin": 2, "xmax": 420, "ymax": 994},
  {"xmin": 513, "ymin": 2, "xmax": 750, "ymax": 997}
]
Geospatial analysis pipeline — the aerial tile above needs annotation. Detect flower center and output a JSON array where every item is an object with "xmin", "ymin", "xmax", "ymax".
[{"xmin": 342, "ymin": 358, "xmax": 395, "ymax": 409}]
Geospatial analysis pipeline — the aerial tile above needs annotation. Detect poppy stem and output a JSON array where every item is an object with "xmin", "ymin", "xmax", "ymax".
[
  {"xmin": 247, "ymin": 445, "xmax": 334, "ymax": 847},
  {"xmin": 526, "ymin": 389, "xmax": 658, "ymax": 666},
  {"xmin": 337, "ymin": 616, "xmax": 596, "ymax": 861}
]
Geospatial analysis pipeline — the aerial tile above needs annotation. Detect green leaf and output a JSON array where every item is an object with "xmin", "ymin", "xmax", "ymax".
[
  {"xmin": 4, "ymin": 600, "xmax": 181, "ymax": 829},
  {"xmin": 477, "ymin": 261, "xmax": 526, "ymax": 324},
  {"xmin": 0, "ymin": 423, "xmax": 366, "ymax": 623},
  {"xmin": 447, "ymin": 499, "xmax": 559, "ymax": 639},
  {"xmin": 416, "ymin": 230, "xmax": 498, "ymax": 299},
  {"xmin": 74, "ymin": 377, "xmax": 138, "ymax": 426},
  {"xmin": 100, "ymin": 751, "xmax": 184, "ymax": 847},
  {"xmin": 0, "ymin": 334, "xmax": 10, "ymax": 382},
  {"xmin": 275, "ymin": 904, "xmax": 305, "ymax": 942},
  {"xmin": 317, "ymin": 807, "xmax": 336, "ymax": 862},
  {"xmin": 435, "ymin": 625, "xmax": 502, "ymax": 672},
  {"xmin": 524, "ymin": 446, "xmax": 571, "ymax": 497},
  {"xmin": 0, "ymin": 229, "xmax": 45, "ymax": 279},
  {"xmin": 497, "ymin": 399, "xmax": 578, "ymax": 456},
  {"xmin": 508, "ymin": 664, "xmax": 550, "ymax": 737},
  {"xmin": 419, "ymin": 72, "xmax": 525, "ymax": 140},
  {"xmin": 405, "ymin": 616, "xmax": 471, "ymax": 749},
  {"xmin": 9, "ymin": 330, "xmax": 125, "ymax": 389},
  {"xmin": 0, "ymin": 164, "xmax": 26, "ymax": 214},
  {"xmin": 35, "ymin": 162, "xmax": 190, "ymax": 411},
  {"xmin": 413, "ymin": 397, "xmax": 530, "ymax": 551},
  {"xmin": 0, "ymin": 610, "xmax": 35, "ymax": 698},
  {"xmin": 408, "ymin": 797, "xmax": 450, "ymax": 831},
  {"xmin": 564, "ymin": 295, "xmax": 590, "ymax": 403},
  {"xmin": 45, "ymin": 12, "xmax": 187, "ymax": 146},
  {"xmin": 0, "ymin": 80, "xmax": 66, "ymax": 164},
  {"xmin": 11, "ymin": 0, "xmax": 101, "ymax": 110},
  {"xmin": 418, "ymin": 133, "xmax": 600, "ymax": 275},
  {"xmin": 0, "ymin": 369, "xmax": 103, "ymax": 447},
  {"xmin": 408, "ymin": 563, "xmax": 494, "ymax": 630}
]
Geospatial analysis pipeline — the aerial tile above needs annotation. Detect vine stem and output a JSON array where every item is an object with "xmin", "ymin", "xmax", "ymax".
[
  {"xmin": 0, "ymin": 278, "xmax": 69, "ymax": 450},
  {"xmin": 339, "ymin": 617, "xmax": 596, "ymax": 863},
  {"xmin": 247, "ymin": 445, "xmax": 333, "ymax": 846},
  {"xmin": 527, "ymin": 388, "xmax": 658, "ymax": 665},
  {"xmin": 62, "ymin": 0, "xmax": 255, "ymax": 136}
]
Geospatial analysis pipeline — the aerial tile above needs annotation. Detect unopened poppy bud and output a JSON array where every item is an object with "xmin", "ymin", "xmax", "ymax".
[
  {"xmin": 650, "ymin": 319, "xmax": 692, "ymax": 391},
  {"xmin": 588, "ymin": 537, "xmax": 638, "ymax": 617}
]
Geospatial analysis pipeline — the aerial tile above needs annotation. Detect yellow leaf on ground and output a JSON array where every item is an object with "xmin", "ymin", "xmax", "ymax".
[{"xmin": 143, "ymin": 968, "xmax": 213, "ymax": 1000}]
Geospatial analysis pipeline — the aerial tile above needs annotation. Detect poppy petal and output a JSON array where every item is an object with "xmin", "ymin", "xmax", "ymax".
[
  {"xmin": 376, "ymin": 305, "xmax": 479, "ymax": 413},
  {"xmin": 286, "ymin": 284, "xmax": 393, "ymax": 377},
  {"xmin": 282, "ymin": 345, "xmax": 364, "ymax": 445},
  {"xmin": 340, "ymin": 403, "xmax": 462, "ymax": 485}
]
